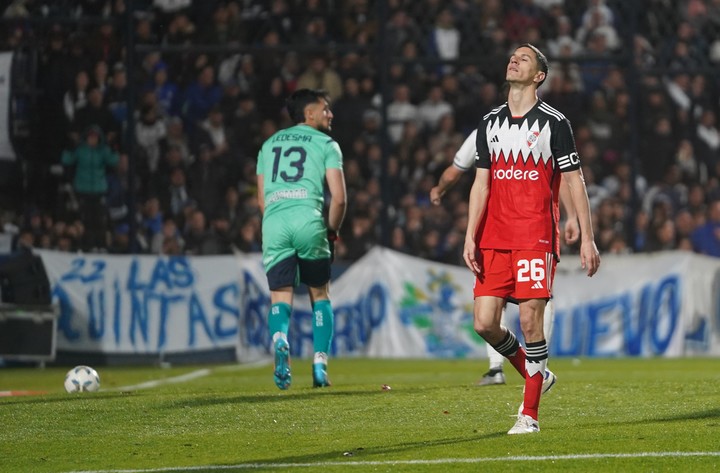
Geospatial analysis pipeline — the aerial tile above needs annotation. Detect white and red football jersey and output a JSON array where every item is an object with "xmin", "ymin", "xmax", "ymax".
[{"xmin": 475, "ymin": 99, "xmax": 580, "ymax": 256}]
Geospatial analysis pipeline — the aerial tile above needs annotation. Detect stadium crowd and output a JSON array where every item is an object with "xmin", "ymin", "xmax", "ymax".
[{"xmin": 2, "ymin": 0, "xmax": 720, "ymax": 263}]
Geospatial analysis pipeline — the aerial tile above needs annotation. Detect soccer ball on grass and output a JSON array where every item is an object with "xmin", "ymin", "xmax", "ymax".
[{"xmin": 64, "ymin": 365, "xmax": 101, "ymax": 393}]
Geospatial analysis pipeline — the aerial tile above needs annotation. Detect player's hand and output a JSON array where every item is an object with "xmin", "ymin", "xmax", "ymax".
[
  {"xmin": 430, "ymin": 186, "xmax": 443, "ymax": 205},
  {"xmin": 327, "ymin": 229, "xmax": 338, "ymax": 263},
  {"xmin": 564, "ymin": 217, "xmax": 580, "ymax": 244},
  {"xmin": 580, "ymin": 240, "xmax": 600, "ymax": 277},
  {"xmin": 463, "ymin": 239, "xmax": 481, "ymax": 276}
]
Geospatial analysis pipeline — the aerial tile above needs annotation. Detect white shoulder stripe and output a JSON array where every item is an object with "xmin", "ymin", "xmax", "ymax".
[
  {"xmin": 452, "ymin": 159, "xmax": 473, "ymax": 171},
  {"xmin": 538, "ymin": 103, "xmax": 566, "ymax": 121},
  {"xmin": 483, "ymin": 104, "xmax": 506, "ymax": 121}
]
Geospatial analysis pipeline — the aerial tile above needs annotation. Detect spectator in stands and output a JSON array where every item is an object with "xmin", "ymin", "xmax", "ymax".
[
  {"xmin": 503, "ymin": 0, "xmax": 546, "ymax": 44},
  {"xmin": 91, "ymin": 60, "xmax": 109, "ymax": 95},
  {"xmin": 183, "ymin": 208, "xmax": 212, "ymax": 255},
  {"xmin": 198, "ymin": 3, "xmax": 241, "ymax": 44},
  {"xmin": 232, "ymin": 216, "xmax": 261, "ymax": 253},
  {"xmin": 135, "ymin": 16, "xmax": 159, "ymax": 47},
  {"xmin": 149, "ymin": 62, "xmax": 179, "ymax": 118},
  {"xmin": 547, "ymin": 15, "xmax": 581, "ymax": 57},
  {"xmin": 63, "ymin": 69, "xmax": 89, "ymax": 124},
  {"xmin": 196, "ymin": 105, "xmax": 236, "ymax": 178},
  {"xmin": 180, "ymin": 64, "xmax": 223, "ymax": 131},
  {"xmin": 187, "ymin": 144, "xmax": 227, "ymax": 218},
  {"xmin": 344, "ymin": 211, "xmax": 377, "ymax": 261},
  {"xmin": 417, "ymin": 85, "xmax": 453, "ymax": 133},
  {"xmin": 387, "ymin": 83, "xmax": 418, "ymax": 144},
  {"xmin": 157, "ymin": 218, "xmax": 186, "ymax": 255},
  {"xmin": 296, "ymin": 54, "xmax": 343, "ymax": 102},
  {"xmin": 389, "ymin": 225, "xmax": 410, "ymax": 254},
  {"xmin": 106, "ymin": 152, "xmax": 133, "ymax": 230},
  {"xmin": 428, "ymin": 8, "xmax": 461, "ymax": 74},
  {"xmin": 695, "ymin": 109, "xmax": 720, "ymax": 176},
  {"xmin": 157, "ymin": 166, "xmax": 192, "ymax": 223},
  {"xmin": 428, "ymin": 123, "xmax": 463, "ymax": 165},
  {"xmin": 456, "ymin": 80, "xmax": 497, "ymax": 134},
  {"xmin": 72, "ymin": 86, "xmax": 118, "ymax": 147},
  {"xmin": 60, "ymin": 126, "xmax": 119, "ymax": 251},
  {"xmin": 331, "ymin": 77, "xmax": 372, "ymax": 146},
  {"xmin": 212, "ymin": 185, "xmax": 241, "ymax": 233},
  {"xmin": 580, "ymin": 31, "xmax": 613, "ymax": 95},
  {"xmin": 105, "ymin": 62, "xmax": 129, "ymax": 131},
  {"xmin": 256, "ymin": 76, "xmax": 288, "ymax": 124},
  {"xmin": 576, "ymin": 0, "xmax": 621, "ymax": 51},
  {"xmin": 691, "ymin": 199, "xmax": 720, "ymax": 257},
  {"xmin": 403, "ymin": 40, "xmax": 433, "ymax": 100},
  {"xmin": 230, "ymin": 93, "xmax": 264, "ymax": 158},
  {"xmin": 640, "ymin": 116, "xmax": 679, "ymax": 185},
  {"xmin": 65, "ymin": 32, "xmax": 93, "ymax": 84},
  {"xmin": 645, "ymin": 218, "xmax": 677, "ymax": 252},
  {"xmin": 384, "ymin": 9, "xmax": 423, "ymax": 56},
  {"xmin": 674, "ymin": 208, "xmax": 696, "ymax": 249},
  {"xmin": 139, "ymin": 196, "xmax": 164, "ymax": 252},
  {"xmin": 234, "ymin": 54, "xmax": 263, "ymax": 97},
  {"xmin": 88, "ymin": 21, "xmax": 121, "ymax": 65},
  {"xmin": 164, "ymin": 116, "xmax": 193, "ymax": 167},
  {"xmin": 163, "ymin": 11, "xmax": 196, "ymax": 45},
  {"xmin": 135, "ymin": 104, "xmax": 167, "ymax": 174}
]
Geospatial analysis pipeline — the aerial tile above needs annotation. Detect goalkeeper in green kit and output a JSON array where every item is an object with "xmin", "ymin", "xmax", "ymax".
[{"xmin": 256, "ymin": 88, "xmax": 347, "ymax": 390}]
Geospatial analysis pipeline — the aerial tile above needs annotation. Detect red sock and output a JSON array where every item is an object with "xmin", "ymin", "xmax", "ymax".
[
  {"xmin": 506, "ymin": 346, "xmax": 527, "ymax": 377},
  {"xmin": 521, "ymin": 368, "xmax": 544, "ymax": 420},
  {"xmin": 521, "ymin": 340, "xmax": 548, "ymax": 420}
]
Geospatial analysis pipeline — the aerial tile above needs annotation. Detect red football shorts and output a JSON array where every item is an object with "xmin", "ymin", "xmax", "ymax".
[{"xmin": 473, "ymin": 249, "xmax": 556, "ymax": 300}]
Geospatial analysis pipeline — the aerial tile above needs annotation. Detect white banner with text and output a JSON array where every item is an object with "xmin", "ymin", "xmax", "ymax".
[{"xmin": 37, "ymin": 248, "xmax": 720, "ymax": 359}]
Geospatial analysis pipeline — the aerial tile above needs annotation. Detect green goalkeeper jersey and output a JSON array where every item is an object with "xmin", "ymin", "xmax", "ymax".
[{"xmin": 256, "ymin": 124, "xmax": 343, "ymax": 218}]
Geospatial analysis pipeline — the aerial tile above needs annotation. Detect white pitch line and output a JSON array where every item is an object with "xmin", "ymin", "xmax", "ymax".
[
  {"xmin": 67, "ymin": 451, "xmax": 720, "ymax": 473},
  {"xmin": 113, "ymin": 369, "xmax": 212, "ymax": 391},
  {"xmin": 112, "ymin": 360, "xmax": 271, "ymax": 392}
]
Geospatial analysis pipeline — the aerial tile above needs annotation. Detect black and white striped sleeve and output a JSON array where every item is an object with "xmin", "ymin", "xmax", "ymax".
[{"xmin": 551, "ymin": 117, "xmax": 581, "ymax": 172}]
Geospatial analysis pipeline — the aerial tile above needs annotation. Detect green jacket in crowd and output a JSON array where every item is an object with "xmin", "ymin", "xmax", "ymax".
[{"xmin": 61, "ymin": 126, "xmax": 119, "ymax": 195}]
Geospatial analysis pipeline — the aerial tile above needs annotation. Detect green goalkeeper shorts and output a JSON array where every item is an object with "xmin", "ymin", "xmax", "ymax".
[{"xmin": 261, "ymin": 208, "xmax": 331, "ymax": 288}]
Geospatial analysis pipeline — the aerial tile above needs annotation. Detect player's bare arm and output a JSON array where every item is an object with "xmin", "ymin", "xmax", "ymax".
[
  {"xmin": 325, "ymin": 168, "xmax": 347, "ymax": 232},
  {"xmin": 559, "ymin": 174, "xmax": 580, "ymax": 244},
  {"xmin": 564, "ymin": 168, "xmax": 600, "ymax": 277},
  {"xmin": 463, "ymin": 168, "xmax": 490, "ymax": 275},
  {"xmin": 430, "ymin": 165, "xmax": 464, "ymax": 205}
]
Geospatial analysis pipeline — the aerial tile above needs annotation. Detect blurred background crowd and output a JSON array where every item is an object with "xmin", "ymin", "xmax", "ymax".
[{"xmin": 1, "ymin": 0, "xmax": 720, "ymax": 265}]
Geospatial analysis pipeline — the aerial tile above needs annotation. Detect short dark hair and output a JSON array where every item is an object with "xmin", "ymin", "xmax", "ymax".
[
  {"xmin": 519, "ymin": 43, "xmax": 549, "ymax": 88},
  {"xmin": 286, "ymin": 88, "xmax": 329, "ymax": 124}
]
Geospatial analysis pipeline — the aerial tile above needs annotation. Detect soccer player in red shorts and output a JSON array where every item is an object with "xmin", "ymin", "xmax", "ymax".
[{"xmin": 463, "ymin": 44, "xmax": 600, "ymax": 434}]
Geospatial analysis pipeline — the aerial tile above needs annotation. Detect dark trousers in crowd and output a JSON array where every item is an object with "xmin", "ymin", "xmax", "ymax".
[{"xmin": 77, "ymin": 193, "xmax": 109, "ymax": 251}]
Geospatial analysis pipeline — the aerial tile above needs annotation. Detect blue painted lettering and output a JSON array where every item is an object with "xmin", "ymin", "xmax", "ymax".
[
  {"xmin": 553, "ymin": 275, "xmax": 681, "ymax": 357},
  {"xmin": 214, "ymin": 283, "xmax": 240, "ymax": 338},
  {"xmin": 87, "ymin": 288, "xmax": 106, "ymax": 340},
  {"xmin": 650, "ymin": 277, "xmax": 680, "ymax": 353},
  {"xmin": 54, "ymin": 284, "xmax": 80, "ymax": 341},
  {"xmin": 188, "ymin": 292, "xmax": 214, "ymax": 346}
]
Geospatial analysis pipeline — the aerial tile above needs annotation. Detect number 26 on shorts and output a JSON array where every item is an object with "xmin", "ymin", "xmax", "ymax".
[{"xmin": 516, "ymin": 258, "xmax": 545, "ymax": 282}]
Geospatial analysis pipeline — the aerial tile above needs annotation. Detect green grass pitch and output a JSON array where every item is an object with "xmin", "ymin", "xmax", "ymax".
[{"xmin": 1, "ymin": 358, "xmax": 719, "ymax": 472}]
